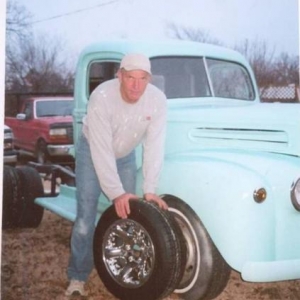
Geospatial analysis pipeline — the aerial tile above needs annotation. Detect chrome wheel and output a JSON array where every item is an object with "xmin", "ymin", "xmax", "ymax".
[
  {"xmin": 103, "ymin": 219, "xmax": 155, "ymax": 288},
  {"xmin": 94, "ymin": 200, "xmax": 183, "ymax": 300}
]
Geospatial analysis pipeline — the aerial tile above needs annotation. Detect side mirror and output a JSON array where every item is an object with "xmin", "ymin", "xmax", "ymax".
[{"xmin": 16, "ymin": 113, "xmax": 27, "ymax": 120}]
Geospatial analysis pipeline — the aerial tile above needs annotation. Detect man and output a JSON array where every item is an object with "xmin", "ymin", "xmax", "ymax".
[{"xmin": 66, "ymin": 53, "xmax": 168, "ymax": 296}]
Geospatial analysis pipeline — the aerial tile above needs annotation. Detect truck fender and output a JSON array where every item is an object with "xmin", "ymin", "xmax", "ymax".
[{"xmin": 136, "ymin": 153, "xmax": 274, "ymax": 272}]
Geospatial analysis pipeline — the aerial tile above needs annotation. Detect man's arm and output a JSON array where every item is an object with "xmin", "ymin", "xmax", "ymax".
[
  {"xmin": 87, "ymin": 93, "xmax": 140, "ymax": 219},
  {"xmin": 87, "ymin": 93, "xmax": 126, "ymax": 200}
]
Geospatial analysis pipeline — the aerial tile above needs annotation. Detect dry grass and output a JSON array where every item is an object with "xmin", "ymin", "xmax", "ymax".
[{"xmin": 1, "ymin": 210, "xmax": 300, "ymax": 300}]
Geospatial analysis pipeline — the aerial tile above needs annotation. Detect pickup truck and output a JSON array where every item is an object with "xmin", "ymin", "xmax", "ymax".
[
  {"xmin": 5, "ymin": 96, "xmax": 74, "ymax": 164},
  {"xmin": 3, "ymin": 40, "xmax": 300, "ymax": 300}
]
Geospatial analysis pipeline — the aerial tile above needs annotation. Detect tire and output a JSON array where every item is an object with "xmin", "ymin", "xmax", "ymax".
[
  {"xmin": 93, "ymin": 199, "xmax": 183, "ymax": 300},
  {"xmin": 2, "ymin": 166, "xmax": 13, "ymax": 228},
  {"xmin": 162, "ymin": 195, "xmax": 231, "ymax": 300},
  {"xmin": 36, "ymin": 140, "xmax": 49, "ymax": 164},
  {"xmin": 15, "ymin": 166, "xmax": 44, "ymax": 228},
  {"xmin": 2, "ymin": 165, "xmax": 22, "ymax": 229}
]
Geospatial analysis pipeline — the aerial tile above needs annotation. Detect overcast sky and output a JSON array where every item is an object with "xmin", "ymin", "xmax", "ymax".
[{"xmin": 14, "ymin": 0, "xmax": 299, "ymax": 58}]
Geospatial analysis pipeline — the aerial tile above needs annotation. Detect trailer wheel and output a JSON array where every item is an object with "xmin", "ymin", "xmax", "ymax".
[
  {"xmin": 16, "ymin": 166, "xmax": 44, "ymax": 228},
  {"xmin": 2, "ymin": 166, "xmax": 13, "ymax": 228},
  {"xmin": 93, "ymin": 199, "xmax": 184, "ymax": 300},
  {"xmin": 162, "ymin": 195, "xmax": 231, "ymax": 300},
  {"xmin": 2, "ymin": 165, "xmax": 22, "ymax": 228}
]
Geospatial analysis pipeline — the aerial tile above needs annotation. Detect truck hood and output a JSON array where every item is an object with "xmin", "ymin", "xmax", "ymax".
[
  {"xmin": 39, "ymin": 116, "xmax": 73, "ymax": 125},
  {"xmin": 167, "ymin": 100, "xmax": 300, "ymax": 157}
]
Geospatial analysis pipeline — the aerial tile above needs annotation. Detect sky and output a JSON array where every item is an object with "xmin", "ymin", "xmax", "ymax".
[{"xmin": 12, "ymin": 0, "xmax": 300, "ymax": 60}]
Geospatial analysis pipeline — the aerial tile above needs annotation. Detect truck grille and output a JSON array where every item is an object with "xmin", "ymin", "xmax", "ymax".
[{"xmin": 189, "ymin": 127, "xmax": 289, "ymax": 149}]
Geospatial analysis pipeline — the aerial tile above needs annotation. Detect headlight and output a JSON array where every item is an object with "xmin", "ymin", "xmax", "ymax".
[
  {"xmin": 4, "ymin": 131, "xmax": 14, "ymax": 139},
  {"xmin": 290, "ymin": 178, "xmax": 300, "ymax": 211},
  {"xmin": 49, "ymin": 128, "xmax": 67, "ymax": 136}
]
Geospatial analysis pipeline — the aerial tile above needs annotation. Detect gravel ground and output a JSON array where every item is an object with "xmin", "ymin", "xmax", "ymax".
[{"xmin": 1, "ymin": 208, "xmax": 300, "ymax": 300}]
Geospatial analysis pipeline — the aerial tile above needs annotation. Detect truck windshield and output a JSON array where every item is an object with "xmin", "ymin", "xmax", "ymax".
[
  {"xmin": 150, "ymin": 57, "xmax": 254, "ymax": 100},
  {"xmin": 206, "ymin": 58, "xmax": 255, "ymax": 100},
  {"xmin": 36, "ymin": 100, "xmax": 74, "ymax": 117},
  {"xmin": 151, "ymin": 57, "xmax": 211, "ymax": 99}
]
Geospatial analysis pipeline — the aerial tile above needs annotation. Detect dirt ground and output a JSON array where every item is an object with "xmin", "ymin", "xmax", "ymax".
[
  {"xmin": 1, "ymin": 208, "xmax": 300, "ymax": 300},
  {"xmin": 1, "ymin": 169, "xmax": 300, "ymax": 300}
]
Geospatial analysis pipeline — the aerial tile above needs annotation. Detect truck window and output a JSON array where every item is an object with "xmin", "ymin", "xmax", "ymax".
[
  {"xmin": 36, "ymin": 100, "xmax": 74, "ymax": 117},
  {"xmin": 23, "ymin": 102, "xmax": 33, "ymax": 119},
  {"xmin": 88, "ymin": 62, "xmax": 120, "ymax": 96},
  {"xmin": 150, "ymin": 57, "xmax": 211, "ymax": 99},
  {"xmin": 206, "ymin": 59, "xmax": 255, "ymax": 100}
]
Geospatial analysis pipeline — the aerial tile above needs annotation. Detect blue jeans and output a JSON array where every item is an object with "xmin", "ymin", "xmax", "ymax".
[{"xmin": 67, "ymin": 134, "xmax": 137, "ymax": 281}]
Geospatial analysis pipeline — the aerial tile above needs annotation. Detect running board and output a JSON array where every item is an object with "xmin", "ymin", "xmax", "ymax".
[{"xmin": 35, "ymin": 184, "xmax": 112, "ymax": 223}]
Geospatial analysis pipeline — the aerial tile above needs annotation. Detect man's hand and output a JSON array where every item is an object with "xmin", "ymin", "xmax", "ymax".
[
  {"xmin": 113, "ymin": 193, "xmax": 139, "ymax": 219},
  {"xmin": 144, "ymin": 193, "xmax": 168, "ymax": 210}
]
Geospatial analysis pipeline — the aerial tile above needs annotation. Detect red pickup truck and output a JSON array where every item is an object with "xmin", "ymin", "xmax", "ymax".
[{"xmin": 5, "ymin": 96, "xmax": 74, "ymax": 164}]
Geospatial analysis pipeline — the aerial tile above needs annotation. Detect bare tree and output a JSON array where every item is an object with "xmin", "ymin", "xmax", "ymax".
[
  {"xmin": 273, "ymin": 52, "xmax": 299, "ymax": 86},
  {"xmin": 6, "ymin": 0, "xmax": 32, "ymax": 44},
  {"xmin": 235, "ymin": 39, "xmax": 299, "ymax": 93},
  {"xmin": 5, "ymin": 1, "xmax": 74, "ymax": 94},
  {"xmin": 167, "ymin": 23, "xmax": 223, "ymax": 46},
  {"xmin": 6, "ymin": 34, "xmax": 74, "ymax": 93},
  {"xmin": 234, "ymin": 39, "xmax": 278, "ymax": 93}
]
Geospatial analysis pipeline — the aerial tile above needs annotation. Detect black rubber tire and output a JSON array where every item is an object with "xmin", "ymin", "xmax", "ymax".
[
  {"xmin": 15, "ymin": 166, "xmax": 44, "ymax": 228},
  {"xmin": 2, "ymin": 165, "xmax": 22, "ymax": 229},
  {"xmin": 36, "ymin": 140, "xmax": 49, "ymax": 164},
  {"xmin": 162, "ymin": 195, "xmax": 231, "ymax": 300},
  {"xmin": 2, "ymin": 166, "xmax": 13, "ymax": 228},
  {"xmin": 93, "ymin": 199, "xmax": 183, "ymax": 300}
]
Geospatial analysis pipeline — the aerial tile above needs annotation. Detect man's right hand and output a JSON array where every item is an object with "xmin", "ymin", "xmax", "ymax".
[{"xmin": 113, "ymin": 193, "xmax": 139, "ymax": 219}]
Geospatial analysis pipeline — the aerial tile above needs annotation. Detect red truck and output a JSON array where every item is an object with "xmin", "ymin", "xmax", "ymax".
[{"xmin": 5, "ymin": 96, "xmax": 74, "ymax": 164}]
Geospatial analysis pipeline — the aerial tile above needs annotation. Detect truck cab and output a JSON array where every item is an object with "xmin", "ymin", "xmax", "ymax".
[{"xmin": 5, "ymin": 96, "xmax": 74, "ymax": 164}]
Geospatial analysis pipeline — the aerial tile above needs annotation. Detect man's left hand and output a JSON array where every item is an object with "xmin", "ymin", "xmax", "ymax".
[{"xmin": 144, "ymin": 193, "xmax": 168, "ymax": 210}]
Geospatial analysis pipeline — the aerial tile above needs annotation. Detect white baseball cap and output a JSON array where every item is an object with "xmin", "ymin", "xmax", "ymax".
[{"xmin": 120, "ymin": 53, "xmax": 151, "ymax": 74}]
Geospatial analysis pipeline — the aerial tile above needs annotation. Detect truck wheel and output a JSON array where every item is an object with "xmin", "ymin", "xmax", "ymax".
[
  {"xmin": 15, "ymin": 166, "xmax": 44, "ymax": 228},
  {"xmin": 2, "ymin": 165, "xmax": 22, "ymax": 228},
  {"xmin": 162, "ymin": 195, "xmax": 231, "ymax": 300},
  {"xmin": 2, "ymin": 166, "xmax": 13, "ymax": 228},
  {"xmin": 93, "ymin": 199, "xmax": 184, "ymax": 300},
  {"xmin": 36, "ymin": 140, "xmax": 49, "ymax": 164}
]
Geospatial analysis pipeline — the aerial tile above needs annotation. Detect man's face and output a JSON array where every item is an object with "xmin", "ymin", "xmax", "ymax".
[{"xmin": 118, "ymin": 69, "xmax": 151, "ymax": 103}]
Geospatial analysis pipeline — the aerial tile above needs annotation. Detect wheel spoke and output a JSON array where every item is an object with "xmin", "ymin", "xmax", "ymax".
[
  {"xmin": 103, "ymin": 219, "xmax": 155, "ymax": 288},
  {"xmin": 104, "ymin": 247, "xmax": 124, "ymax": 259},
  {"xmin": 115, "ymin": 224, "xmax": 134, "ymax": 242},
  {"xmin": 119, "ymin": 264, "xmax": 135, "ymax": 282}
]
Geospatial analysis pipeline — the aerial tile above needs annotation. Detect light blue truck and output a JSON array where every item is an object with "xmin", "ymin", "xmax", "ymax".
[{"xmin": 3, "ymin": 40, "xmax": 300, "ymax": 300}]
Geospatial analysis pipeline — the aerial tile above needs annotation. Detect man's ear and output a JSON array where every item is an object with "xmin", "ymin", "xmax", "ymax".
[{"xmin": 117, "ymin": 69, "xmax": 122, "ymax": 81}]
